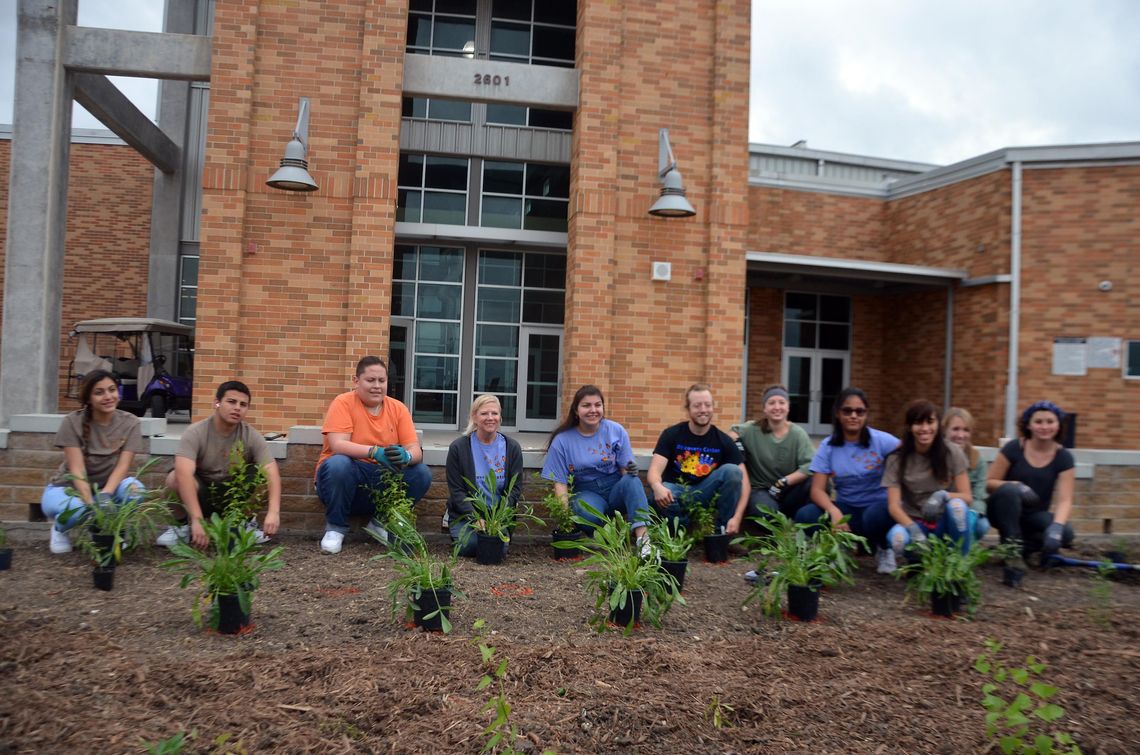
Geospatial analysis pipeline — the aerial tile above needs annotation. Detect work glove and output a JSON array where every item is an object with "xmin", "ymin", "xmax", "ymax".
[
  {"xmin": 1042, "ymin": 522, "xmax": 1064, "ymax": 554},
  {"xmin": 1016, "ymin": 482, "xmax": 1041, "ymax": 508},
  {"xmin": 625, "ymin": 460, "xmax": 639, "ymax": 477},
  {"xmin": 921, "ymin": 490, "xmax": 950, "ymax": 521},
  {"xmin": 905, "ymin": 522, "xmax": 928, "ymax": 547},
  {"xmin": 383, "ymin": 445, "xmax": 412, "ymax": 469},
  {"xmin": 767, "ymin": 477, "xmax": 788, "ymax": 499}
]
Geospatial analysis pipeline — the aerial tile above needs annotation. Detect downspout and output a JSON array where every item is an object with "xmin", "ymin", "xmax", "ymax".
[
  {"xmin": 1003, "ymin": 161, "xmax": 1023, "ymax": 440},
  {"xmin": 944, "ymin": 283, "xmax": 953, "ymax": 411}
]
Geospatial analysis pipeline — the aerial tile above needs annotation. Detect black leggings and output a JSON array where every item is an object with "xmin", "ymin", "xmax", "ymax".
[{"xmin": 988, "ymin": 482, "xmax": 1074, "ymax": 554}]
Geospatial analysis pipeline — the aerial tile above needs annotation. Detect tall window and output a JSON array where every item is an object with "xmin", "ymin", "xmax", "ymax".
[
  {"xmin": 1126, "ymin": 341, "xmax": 1140, "ymax": 379},
  {"xmin": 407, "ymin": 0, "xmax": 477, "ymax": 57}
]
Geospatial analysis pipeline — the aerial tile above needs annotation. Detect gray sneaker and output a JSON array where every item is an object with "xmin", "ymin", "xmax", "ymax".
[
  {"xmin": 743, "ymin": 569, "xmax": 760, "ymax": 585},
  {"xmin": 363, "ymin": 519, "xmax": 390, "ymax": 545},
  {"xmin": 156, "ymin": 524, "xmax": 189, "ymax": 548}
]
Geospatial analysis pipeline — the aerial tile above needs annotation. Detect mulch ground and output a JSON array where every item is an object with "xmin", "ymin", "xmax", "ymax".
[{"xmin": 1, "ymin": 533, "xmax": 1139, "ymax": 754}]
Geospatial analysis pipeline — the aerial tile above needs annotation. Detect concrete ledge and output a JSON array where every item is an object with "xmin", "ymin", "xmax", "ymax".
[
  {"xmin": 9, "ymin": 414, "xmax": 66, "ymax": 433},
  {"xmin": 288, "ymin": 426, "xmax": 323, "ymax": 445},
  {"xmin": 0, "ymin": 429, "xmax": 7, "ymax": 449},
  {"xmin": 139, "ymin": 417, "xmax": 167, "ymax": 436},
  {"xmin": 1076, "ymin": 462, "xmax": 1094, "ymax": 479},
  {"xmin": 146, "ymin": 435, "xmax": 288, "ymax": 461}
]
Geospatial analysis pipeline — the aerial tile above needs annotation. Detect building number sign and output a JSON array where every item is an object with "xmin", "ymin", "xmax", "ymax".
[{"xmin": 473, "ymin": 73, "xmax": 510, "ymax": 86}]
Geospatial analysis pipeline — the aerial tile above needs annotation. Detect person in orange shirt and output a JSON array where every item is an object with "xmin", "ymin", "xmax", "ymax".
[{"xmin": 314, "ymin": 356, "xmax": 430, "ymax": 555}]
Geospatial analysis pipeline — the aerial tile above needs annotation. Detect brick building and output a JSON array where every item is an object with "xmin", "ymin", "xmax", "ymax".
[{"xmin": 3, "ymin": 0, "xmax": 1139, "ymax": 453}]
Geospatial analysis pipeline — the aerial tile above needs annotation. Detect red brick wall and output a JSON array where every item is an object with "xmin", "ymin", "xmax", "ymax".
[
  {"xmin": 1015, "ymin": 165, "xmax": 1140, "ymax": 449},
  {"xmin": 748, "ymin": 186, "xmax": 887, "ymax": 260},
  {"xmin": 0, "ymin": 139, "xmax": 153, "ymax": 411}
]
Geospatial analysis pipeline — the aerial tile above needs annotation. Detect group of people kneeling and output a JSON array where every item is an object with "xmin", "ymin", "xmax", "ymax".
[{"xmin": 41, "ymin": 357, "xmax": 1075, "ymax": 588}]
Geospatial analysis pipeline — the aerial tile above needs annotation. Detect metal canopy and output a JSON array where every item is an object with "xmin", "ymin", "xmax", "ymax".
[{"xmin": 71, "ymin": 317, "xmax": 194, "ymax": 337}]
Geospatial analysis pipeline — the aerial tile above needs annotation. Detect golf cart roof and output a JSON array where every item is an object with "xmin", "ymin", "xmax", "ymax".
[{"xmin": 72, "ymin": 318, "xmax": 194, "ymax": 337}]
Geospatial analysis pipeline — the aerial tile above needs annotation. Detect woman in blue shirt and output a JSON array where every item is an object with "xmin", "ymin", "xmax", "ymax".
[
  {"xmin": 444, "ymin": 394, "xmax": 523, "ymax": 557},
  {"xmin": 795, "ymin": 387, "xmax": 898, "ymax": 560},
  {"xmin": 541, "ymin": 385, "xmax": 651, "ymax": 551}
]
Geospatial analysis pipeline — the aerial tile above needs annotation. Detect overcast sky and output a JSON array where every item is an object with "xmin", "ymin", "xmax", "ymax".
[{"xmin": 2, "ymin": 0, "xmax": 1139, "ymax": 165}]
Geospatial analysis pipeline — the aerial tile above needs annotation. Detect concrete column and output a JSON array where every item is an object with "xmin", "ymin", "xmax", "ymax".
[{"xmin": 0, "ymin": 0, "xmax": 79, "ymax": 424}]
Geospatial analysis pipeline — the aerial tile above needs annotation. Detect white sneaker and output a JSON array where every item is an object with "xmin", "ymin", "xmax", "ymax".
[
  {"xmin": 441, "ymin": 509, "xmax": 450, "ymax": 533},
  {"xmin": 156, "ymin": 524, "xmax": 189, "ymax": 548},
  {"xmin": 49, "ymin": 527, "xmax": 72, "ymax": 554},
  {"xmin": 635, "ymin": 535, "xmax": 658, "ymax": 562},
  {"xmin": 244, "ymin": 519, "xmax": 270, "ymax": 544},
  {"xmin": 876, "ymin": 546, "xmax": 898, "ymax": 574},
  {"xmin": 320, "ymin": 530, "xmax": 345, "ymax": 555},
  {"xmin": 743, "ymin": 569, "xmax": 760, "ymax": 585},
  {"xmin": 363, "ymin": 519, "xmax": 389, "ymax": 545}
]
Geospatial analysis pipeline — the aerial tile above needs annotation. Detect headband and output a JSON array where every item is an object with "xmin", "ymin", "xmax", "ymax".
[
  {"xmin": 763, "ymin": 387, "xmax": 789, "ymax": 404},
  {"xmin": 1020, "ymin": 400, "xmax": 1065, "ymax": 428}
]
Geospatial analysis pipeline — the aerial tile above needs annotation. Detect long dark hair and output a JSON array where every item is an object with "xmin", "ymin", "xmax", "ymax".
[
  {"xmin": 891, "ymin": 399, "xmax": 951, "ymax": 487},
  {"xmin": 79, "ymin": 369, "xmax": 119, "ymax": 451},
  {"xmin": 547, "ymin": 385, "xmax": 604, "ymax": 450},
  {"xmin": 827, "ymin": 386, "xmax": 872, "ymax": 447}
]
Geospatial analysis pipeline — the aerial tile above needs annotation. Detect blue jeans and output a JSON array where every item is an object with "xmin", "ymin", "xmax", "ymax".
[
  {"xmin": 572, "ymin": 473, "xmax": 651, "ymax": 531},
  {"xmin": 315, "ymin": 454, "xmax": 431, "ymax": 534},
  {"xmin": 41, "ymin": 477, "xmax": 145, "ymax": 532},
  {"xmin": 794, "ymin": 498, "xmax": 893, "ymax": 548},
  {"xmin": 888, "ymin": 498, "xmax": 978, "ymax": 554},
  {"xmin": 656, "ymin": 465, "xmax": 742, "ymax": 531}
]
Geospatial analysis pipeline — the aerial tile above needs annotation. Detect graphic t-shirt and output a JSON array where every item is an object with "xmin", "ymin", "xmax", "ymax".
[
  {"xmin": 652, "ymin": 422, "xmax": 743, "ymax": 486},
  {"xmin": 50, "ymin": 409, "xmax": 144, "ymax": 487},
  {"xmin": 542, "ymin": 419, "xmax": 635, "ymax": 487},
  {"xmin": 470, "ymin": 432, "xmax": 508, "ymax": 499},
  {"xmin": 809, "ymin": 427, "xmax": 900, "ymax": 509}
]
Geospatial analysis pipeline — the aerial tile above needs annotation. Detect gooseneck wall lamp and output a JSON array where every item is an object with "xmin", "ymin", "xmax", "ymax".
[
  {"xmin": 647, "ymin": 127, "xmax": 696, "ymax": 218},
  {"xmin": 266, "ymin": 97, "xmax": 319, "ymax": 192}
]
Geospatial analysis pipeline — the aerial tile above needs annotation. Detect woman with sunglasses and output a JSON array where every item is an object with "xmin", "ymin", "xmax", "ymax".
[
  {"xmin": 795, "ymin": 387, "xmax": 898, "ymax": 565},
  {"xmin": 986, "ymin": 400, "xmax": 1075, "ymax": 587}
]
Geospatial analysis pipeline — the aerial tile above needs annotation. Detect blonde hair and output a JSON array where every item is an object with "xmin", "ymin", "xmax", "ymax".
[
  {"xmin": 942, "ymin": 406, "xmax": 979, "ymax": 466},
  {"xmin": 466, "ymin": 394, "xmax": 502, "ymax": 434}
]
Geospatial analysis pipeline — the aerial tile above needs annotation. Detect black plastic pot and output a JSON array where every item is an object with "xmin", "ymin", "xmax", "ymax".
[
  {"xmin": 930, "ymin": 591, "xmax": 962, "ymax": 617},
  {"xmin": 786, "ymin": 584, "xmax": 820, "ymax": 622},
  {"xmin": 660, "ymin": 559, "xmax": 688, "ymax": 592},
  {"xmin": 551, "ymin": 529, "xmax": 584, "ymax": 560},
  {"xmin": 91, "ymin": 532, "xmax": 115, "ymax": 564},
  {"xmin": 608, "ymin": 588, "xmax": 644, "ymax": 628},
  {"xmin": 92, "ymin": 564, "xmax": 115, "ymax": 591},
  {"xmin": 476, "ymin": 533, "xmax": 506, "ymax": 565},
  {"xmin": 214, "ymin": 594, "xmax": 251, "ymax": 634},
  {"xmin": 703, "ymin": 533, "xmax": 730, "ymax": 563},
  {"xmin": 0, "ymin": 547, "xmax": 12, "ymax": 571},
  {"xmin": 1002, "ymin": 566, "xmax": 1024, "ymax": 588},
  {"xmin": 414, "ymin": 586, "xmax": 452, "ymax": 632}
]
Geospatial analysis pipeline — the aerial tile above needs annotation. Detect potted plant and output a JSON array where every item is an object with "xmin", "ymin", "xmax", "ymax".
[
  {"xmin": 561, "ymin": 503, "xmax": 684, "ymax": 634},
  {"xmin": 896, "ymin": 535, "xmax": 1008, "ymax": 619},
  {"xmin": 462, "ymin": 470, "xmax": 542, "ymax": 565},
  {"xmin": 541, "ymin": 473, "xmax": 582, "ymax": 560},
  {"xmin": 647, "ymin": 514, "xmax": 694, "ymax": 592},
  {"xmin": 737, "ymin": 512, "xmax": 865, "ymax": 622},
  {"xmin": 379, "ymin": 517, "xmax": 462, "ymax": 633},
  {"xmin": 0, "ymin": 525, "xmax": 11, "ymax": 571},
  {"xmin": 161, "ymin": 512, "xmax": 285, "ymax": 633},
  {"xmin": 680, "ymin": 485, "xmax": 726, "ymax": 563}
]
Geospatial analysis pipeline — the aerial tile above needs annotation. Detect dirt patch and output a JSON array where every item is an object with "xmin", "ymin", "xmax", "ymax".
[{"xmin": 2, "ymin": 535, "xmax": 1139, "ymax": 753}]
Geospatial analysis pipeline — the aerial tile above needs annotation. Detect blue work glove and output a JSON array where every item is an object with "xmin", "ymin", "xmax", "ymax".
[
  {"xmin": 368, "ymin": 445, "xmax": 391, "ymax": 468},
  {"xmin": 1042, "ymin": 522, "xmax": 1065, "ymax": 554},
  {"xmin": 1016, "ymin": 482, "xmax": 1041, "ymax": 508},
  {"xmin": 921, "ymin": 490, "xmax": 950, "ymax": 521},
  {"xmin": 383, "ymin": 444, "xmax": 412, "ymax": 469},
  {"xmin": 767, "ymin": 477, "xmax": 788, "ymax": 499},
  {"xmin": 905, "ymin": 522, "xmax": 927, "ymax": 547}
]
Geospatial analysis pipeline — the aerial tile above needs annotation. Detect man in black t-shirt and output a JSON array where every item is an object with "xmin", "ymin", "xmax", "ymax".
[{"xmin": 647, "ymin": 384, "xmax": 748, "ymax": 534}]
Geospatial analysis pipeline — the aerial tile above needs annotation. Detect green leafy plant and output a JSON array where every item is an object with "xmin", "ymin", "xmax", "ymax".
[
  {"xmin": 647, "ymin": 512, "xmax": 694, "ymax": 562},
  {"xmin": 463, "ymin": 470, "xmax": 544, "ymax": 542},
  {"xmin": 706, "ymin": 695, "xmax": 736, "ymax": 730},
  {"xmin": 161, "ymin": 512, "xmax": 285, "ymax": 629},
  {"xmin": 0, "ymin": 524, "xmax": 7, "ymax": 549},
  {"xmin": 536, "ymin": 472, "xmax": 576, "ymax": 534},
  {"xmin": 677, "ymin": 482, "xmax": 718, "ymax": 539},
  {"xmin": 735, "ymin": 512, "xmax": 865, "ymax": 618},
  {"xmin": 368, "ymin": 471, "xmax": 423, "ymax": 555},
  {"xmin": 212, "ymin": 442, "xmax": 268, "ymax": 523},
  {"xmin": 896, "ymin": 536, "xmax": 1013, "ymax": 619},
  {"xmin": 143, "ymin": 731, "xmax": 193, "ymax": 755},
  {"xmin": 974, "ymin": 638, "xmax": 1081, "ymax": 754},
  {"xmin": 375, "ymin": 494, "xmax": 461, "ymax": 633},
  {"xmin": 472, "ymin": 618, "xmax": 523, "ymax": 754},
  {"xmin": 64, "ymin": 459, "xmax": 174, "ymax": 566},
  {"xmin": 1088, "ymin": 560, "xmax": 1115, "ymax": 627},
  {"xmin": 559, "ymin": 502, "xmax": 684, "ymax": 634}
]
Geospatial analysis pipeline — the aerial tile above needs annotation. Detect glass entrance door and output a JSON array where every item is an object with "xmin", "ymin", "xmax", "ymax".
[
  {"xmin": 783, "ymin": 349, "xmax": 849, "ymax": 434},
  {"xmin": 388, "ymin": 319, "xmax": 413, "ymax": 404},
  {"xmin": 518, "ymin": 327, "xmax": 561, "ymax": 431}
]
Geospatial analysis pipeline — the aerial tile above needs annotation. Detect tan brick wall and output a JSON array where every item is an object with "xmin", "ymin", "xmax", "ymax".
[
  {"xmin": 748, "ymin": 186, "xmax": 887, "ymax": 260},
  {"xmin": 0, "ymin": 139, "xmax": 154, "ymax": 411}
]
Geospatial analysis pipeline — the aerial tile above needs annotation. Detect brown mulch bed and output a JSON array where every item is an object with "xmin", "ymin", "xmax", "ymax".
[{"xmin": 1, "ymin": 534, "xmax": 1139, "ymax": 754}]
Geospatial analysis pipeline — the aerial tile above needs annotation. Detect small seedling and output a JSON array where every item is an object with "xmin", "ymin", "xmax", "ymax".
[
  {"xmin": 706, "ymin": 695, "xmax": 735, "ymax": 729},
  {"xmin": 472, "ymin": 618, "xmax": 524, "ymax": 755},
  {"xmin": 974, "ymin": 638, "xmax": 1081, "ymax": 754},
  {"xmin": 1088, "ymin": 560, "xmax": 1115, "ymax": 627}
]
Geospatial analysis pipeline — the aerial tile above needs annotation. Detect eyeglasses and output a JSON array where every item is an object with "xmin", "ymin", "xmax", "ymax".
[{"xmin": 839, "ymin": 407, "xmax": 868, "ymax": 417}]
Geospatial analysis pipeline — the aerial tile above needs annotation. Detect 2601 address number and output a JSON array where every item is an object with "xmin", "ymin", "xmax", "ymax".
[{"xmin": 473, "ymin": 73, "xmax": 510, "ymax": 86}]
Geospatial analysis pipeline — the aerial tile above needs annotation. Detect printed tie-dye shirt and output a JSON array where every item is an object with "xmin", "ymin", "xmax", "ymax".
[
  {"xmin": 541, "ymin": 419, "xmax": 635, "ymax": 487},
  {"xmin": 808, "ymin": 427, "xmax": 900, "ymax": 509}
]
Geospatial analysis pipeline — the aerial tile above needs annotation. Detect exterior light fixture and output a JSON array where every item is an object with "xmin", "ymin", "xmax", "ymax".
[
  {"xmin": 266, "ymin": 97, "xmax": 318, "ymax": 192},
  {"xmin": 648, "ymin": 127, "xmax": 696, "ymax": 218}
]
